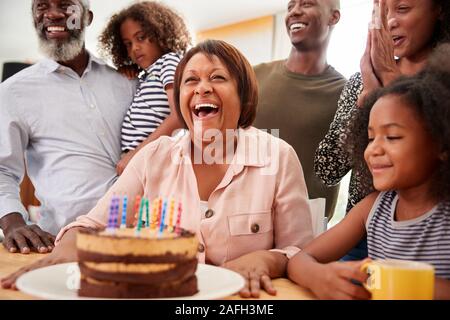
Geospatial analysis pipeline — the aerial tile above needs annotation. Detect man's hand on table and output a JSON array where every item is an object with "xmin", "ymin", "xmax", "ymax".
[{"xmin": 0, "ymin": 213, "xmax": 55, "ymax": 254}]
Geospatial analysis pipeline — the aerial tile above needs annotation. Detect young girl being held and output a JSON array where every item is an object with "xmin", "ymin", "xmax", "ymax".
[
  {"xmin": 99, "ymin": 1, "xmax": 191, "ymax": 174},
  {"xmin": 288, "ymin": 44, "xmax": 450, "ymax": 300}
]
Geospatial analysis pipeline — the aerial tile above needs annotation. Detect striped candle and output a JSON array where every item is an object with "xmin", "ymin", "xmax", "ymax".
[
  {"xmin": 113, "ymin": 196, "xmax": 120, "ymax": 229},
  {"xmin": 158, "ymin": 198, "xmax": 168, "ymax": 237},
  {"xmin": 157, "ymin": 197, "xmax": 162, "ymax": 228},
  {"xmin": 133, "ymin": 195, "xmax": 141, "ymax": 227},
  {"xmin": 145, "ymin": 198, "xmax": 150, "ymax": 228},
  {"xmin": 120, "ymin": 195, "xmax": 128, "ymax": 228},
  {"xmin": 168, "ymin": 198, "xmax": 175, "ymax": 232},
  {"xmin": 175, "ymin": 201, "xmax": 182, "ymax": 234},
  {"xmin": 135, "ymin": 197, "xmax": 145, "ymax": 236},
  {"xmin": 106, "ymin": 196, "xmax": 115, "ymax": 232},
  {"xmin": 151, "ymin": 198, "xmax": 158, "ymax": 230}
]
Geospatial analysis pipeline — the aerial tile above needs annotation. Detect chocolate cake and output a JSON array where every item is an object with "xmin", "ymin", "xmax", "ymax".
[{"xmin": 76, "ymin": 228, "xmax": 199, "ymax": 298}]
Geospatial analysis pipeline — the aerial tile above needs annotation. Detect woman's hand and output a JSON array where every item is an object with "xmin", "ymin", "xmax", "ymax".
[
  {"xmin": 116, "ymin": 149, "xmax": 138, "ymax": 175},
  {"xmin": 358, "ymin": 29, "xmax": 382, "ymax": 107},
  {"xmin": 370, "ymin": 0, "xmax": 400, "ymax": 85},
  {"xmin": 222, "ymin": 250, "xmax": 287, "ymax": 298},
  {"xmin": 308, "ymin": 260, "xmax": 371, "ymax": 300}
]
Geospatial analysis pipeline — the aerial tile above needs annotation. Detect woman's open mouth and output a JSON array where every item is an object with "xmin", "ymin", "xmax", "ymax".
[
  {"xmin": 392, "ymin": 35, "xmax": 406, "ymax": 47},
  {"xmin": 192, "ymin": 103, "xmax": 220, "ymax": 120}
]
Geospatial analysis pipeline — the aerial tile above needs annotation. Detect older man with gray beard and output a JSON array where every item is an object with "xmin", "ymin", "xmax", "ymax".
[{"xmin": 0, "ymin": 0, "xmax": 134, "ymax": 255}]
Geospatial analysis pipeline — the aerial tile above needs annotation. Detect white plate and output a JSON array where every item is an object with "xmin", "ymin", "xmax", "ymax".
[{"xmin": 16, "ymin": 262, "xmax": 245, "ymax": 300}]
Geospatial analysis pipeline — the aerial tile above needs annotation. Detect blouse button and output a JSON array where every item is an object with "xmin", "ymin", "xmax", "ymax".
[
  {"xmin": 251, "ymin": 223, "xmax": 260, "ymax": 233},
  {"xmin": 205, "ymin": 209, "xmax": 214, "ymax": 219},
  {"xmin": 198, "ymin": 244, "xmax": 205, "ymax": 253}
]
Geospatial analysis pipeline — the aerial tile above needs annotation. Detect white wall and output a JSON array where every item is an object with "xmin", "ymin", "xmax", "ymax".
[
  {"xmin": 197, "ymin": 16, "xmax": 275, "ymax": 66},
  {"xmin": 329, "ymin": 0, "xmax": 372, "ymax": 77}
]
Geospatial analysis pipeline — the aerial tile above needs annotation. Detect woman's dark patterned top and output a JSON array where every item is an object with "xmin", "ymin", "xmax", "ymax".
[{"xmin": 314, "ymin": 72, "xmax": 374, "ymax": 213}]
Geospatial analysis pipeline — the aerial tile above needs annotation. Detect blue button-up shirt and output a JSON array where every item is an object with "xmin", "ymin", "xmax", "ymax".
[{"xmin": 0, "ymin": 53, "xmax": 135, "ymax": 235}]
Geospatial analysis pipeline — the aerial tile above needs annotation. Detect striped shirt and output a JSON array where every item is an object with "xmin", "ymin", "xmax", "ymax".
[
  {"xmin": 121, "ymin": 52, "xmax": 181, "ymax": 152},
  {"xmin": 366, "ymin": 191, "xmax": 450, "ymax": 279}
]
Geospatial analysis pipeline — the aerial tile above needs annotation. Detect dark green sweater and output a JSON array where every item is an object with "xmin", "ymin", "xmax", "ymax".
[{"xmin": 253, "ymin": 60, "xmax": 346, "ymax": 219}]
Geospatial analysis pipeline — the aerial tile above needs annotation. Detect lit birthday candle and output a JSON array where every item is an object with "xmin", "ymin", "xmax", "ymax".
[{"xmin": 120, "ymin": 195, "xmax": 128, "ymax": 228}]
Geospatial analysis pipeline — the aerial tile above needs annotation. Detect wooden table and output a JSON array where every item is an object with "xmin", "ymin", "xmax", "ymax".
[{"xmin": 0, "ymin": 246, "xmax": 315, "ymax": 300}]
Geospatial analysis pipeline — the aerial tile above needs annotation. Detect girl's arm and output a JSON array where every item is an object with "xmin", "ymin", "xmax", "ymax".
[
  {"xmin": 287, "ymin": 192, "xmax": 379, "ymax": 299},
  {"xmin": 435, "ymin": 278, "xmax": 450, "ymax": 300},
  {"xmin": 117, "ymin": 84, "xmax": 183, "ymax": 175}
]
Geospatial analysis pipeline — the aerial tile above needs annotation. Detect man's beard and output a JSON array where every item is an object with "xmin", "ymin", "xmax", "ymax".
[
  {"xmin": 35, "ymin": 13, "xmax": 89, "ymax": 62},
  {"xmin": 37, "ymin": 30, "xmax": 85, "ymax": 62}
]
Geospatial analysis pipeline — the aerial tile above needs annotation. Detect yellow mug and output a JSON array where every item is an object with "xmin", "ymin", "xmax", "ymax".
[{"xmin": 361, "ymin": 259, "xmax": 435, "ymax": 300}]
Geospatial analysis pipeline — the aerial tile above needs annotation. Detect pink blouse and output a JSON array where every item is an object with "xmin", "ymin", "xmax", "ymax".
[{"xmin": 56, "ymin": 127, "xmax": 313, "ymax": 265}]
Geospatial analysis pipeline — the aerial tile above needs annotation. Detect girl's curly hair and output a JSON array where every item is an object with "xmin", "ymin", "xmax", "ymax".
[
  {"xmin": 98, "ymin": 1, "xmax": 191, "ymax": 69},
  {"xmin": 434, "ymin": 0, "xmax": 450, "ymax": 45},
  {"xmin": 347, "ymin": 44, "xmax": 450, "ymax": 201}
]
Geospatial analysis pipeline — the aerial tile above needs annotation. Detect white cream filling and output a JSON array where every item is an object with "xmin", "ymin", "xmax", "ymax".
[{"xmin": 83, "ymin": 262, "xmax": 176, "ymax": 273}]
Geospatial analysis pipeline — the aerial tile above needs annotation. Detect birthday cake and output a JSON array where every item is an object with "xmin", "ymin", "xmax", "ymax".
[{"xmin": 76, "ymin": 227, "xmax": 199, "ymax": 298}]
